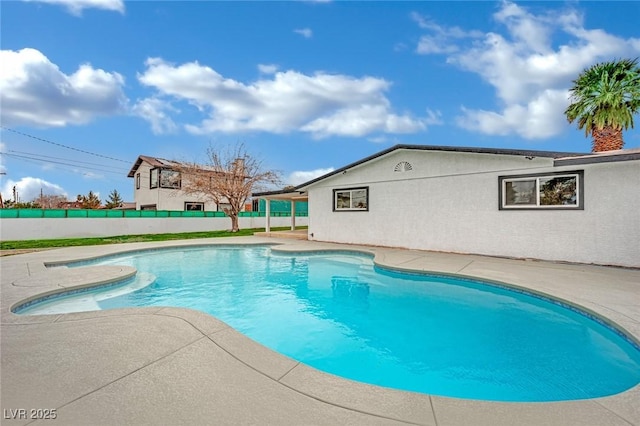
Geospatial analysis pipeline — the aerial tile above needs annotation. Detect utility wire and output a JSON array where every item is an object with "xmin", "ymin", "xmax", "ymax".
[
  {"xmin": 8, "ymin": 149, "xmax": 130, "ymax": 172},
  {"xmin": 0, "ymin": 152, "xmax": 127, "ymax": 176},
  {"xmin": 0, "ymin": 126, "xmax": 130, "ymax": 163}
]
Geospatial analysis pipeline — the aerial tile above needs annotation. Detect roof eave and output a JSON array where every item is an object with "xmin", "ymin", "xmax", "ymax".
[{"xmin": 294, "ymin": 144, "xmax": 588, "ymax": 190}]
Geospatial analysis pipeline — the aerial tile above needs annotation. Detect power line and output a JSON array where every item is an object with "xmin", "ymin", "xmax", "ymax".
[
  {"xmin": 8, "ymin": 149, "xmax": 130, "ymax": 172},
  {"xmin": 0, "ymin": 152, "xmax": 128, "ymax": 176},
  {"xmin": 0, "ymin": 126, "xmax": 130, "ymax": 164}
]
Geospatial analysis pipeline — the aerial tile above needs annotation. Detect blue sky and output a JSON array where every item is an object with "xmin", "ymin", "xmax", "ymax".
[{"xmin": 1, "ymin": 0, "xmax": 639, "ymax": 204}]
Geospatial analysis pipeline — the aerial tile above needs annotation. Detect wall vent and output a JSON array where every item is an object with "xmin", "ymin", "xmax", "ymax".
[{"xmin": 393, "ymin": 161, "xmax": 413, "ymax": 172}]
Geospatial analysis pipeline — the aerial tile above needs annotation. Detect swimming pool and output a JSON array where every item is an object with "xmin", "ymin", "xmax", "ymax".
[{"xmin": 16, "ymin": 246, "xmax": 640, "ymax": 402}]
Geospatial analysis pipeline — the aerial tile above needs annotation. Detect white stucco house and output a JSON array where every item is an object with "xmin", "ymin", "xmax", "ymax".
[
  {"xmin": 127, "ymin": 155, "xmax": 235, "ymax": 212},
  {"xmin": 254, "ymin": 145, "xmax": 640, "ymax": 268}
]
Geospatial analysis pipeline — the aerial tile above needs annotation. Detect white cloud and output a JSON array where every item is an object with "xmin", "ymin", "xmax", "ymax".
[
  {"xmin": 413, "ymin": 2, "xmax": 640, "ymax": 139},
  {"xmin": 416, "ymin": 36, "xmax": 459, "ymax": 55},
  {"xmin": 132, "ymin": 97, "xmax": 178, "ymax": 135},
  {"xmin": 457, "ymin": 89, "xmax": 570, "ymax": 139},
  {"xmin": 301, "ymin": 104, "xmax": 425, "ymax": 139},
  {"xmin": 0, "ymin": 48, "xmax": 127, "ymax": 127},
  {"xmin": 137, "ymin": 58, "xmax": 429, "ymax": 138},
  {"xmin": 410, "ymin": 12, "xmax": 482, "ymax": 39},
  {"xmin": 2, "ymin": 177, "xmax": 67, "ymax": 203},
  {"xmin": 21, "ymin": 0, "xmax": 124, "ymax": 16},
  {"xmin": 294, "ymin": 28, "xmax": 313, "ymax": 39},
  {"xmin": 424, "ymin": 109, "xmax": 443, "ymax": 126},
  {"xmin": 77, "ymin": 171, "xmax": 104, "ymax": 180},
  {"xmin": 412, "ymin": 11, "xmax": 482, "ymax": 54},
  {"xmin": 287, "ymin": 168, "xmax": 335, "ymax": 186},
  {"xmin": 258, "ymin": 64, "xmax": 279, "ymax": 74}
]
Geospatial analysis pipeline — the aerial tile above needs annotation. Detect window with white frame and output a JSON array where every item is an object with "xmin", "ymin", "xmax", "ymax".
[
  {"xmin": 184, "ymin": 202, "xmax": 204, "ymax": 211},
  {"xmin": 499, "ymin": 171, "xmax": 583, "ymax": 210},
  {"xmin": 136, "ymin": 173, "xmax": 140, "ymax": 190},
  {"xmin": 333, "ymin": 187, "xmax": 369, "ymax": 211}
]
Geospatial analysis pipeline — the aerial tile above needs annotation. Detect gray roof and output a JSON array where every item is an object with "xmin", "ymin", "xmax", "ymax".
[
  {"xmin": 127, "ymin": 155, "xmax": 181, "ymax": 178},
  {"xmin": 554, "ymin": 148, "xmax": 640, "ymax": 166},
  {"xmin": 254, "ymin": 144, "xmax": 639, "ymax": 198},
  {"xmin": 127, "ymin": 155, "xmax": 226, "ymax": 178}
]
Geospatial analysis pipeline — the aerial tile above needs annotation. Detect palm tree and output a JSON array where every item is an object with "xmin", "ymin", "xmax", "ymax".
[{"xmin": 565, "ymin": 58, "xmax": 640, "ymax": 152}]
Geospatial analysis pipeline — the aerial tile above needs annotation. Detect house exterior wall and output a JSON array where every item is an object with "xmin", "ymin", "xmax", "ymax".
[
  {"xmin": 306, "ymin": 149, "xmax": 639, "ymax": 267},
  {"xmin": 132, "ymin": 161, "xmax": 219, "ymax": 211}
]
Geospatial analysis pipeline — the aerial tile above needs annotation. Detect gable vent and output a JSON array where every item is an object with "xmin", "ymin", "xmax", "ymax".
[{"xmin": 393, "ymin": 161, "xmax": 413, "ymax": 172}]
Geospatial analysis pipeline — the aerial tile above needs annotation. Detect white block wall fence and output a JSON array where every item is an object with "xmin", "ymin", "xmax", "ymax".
[{"xmin": 0, "ymin": 215, "xmax": 308, "ymax": 241}]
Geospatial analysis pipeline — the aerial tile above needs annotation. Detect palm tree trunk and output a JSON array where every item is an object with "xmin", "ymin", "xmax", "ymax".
[{"xmin": 591, "ymin": 126, "xmax": 624, "ymax": 152}]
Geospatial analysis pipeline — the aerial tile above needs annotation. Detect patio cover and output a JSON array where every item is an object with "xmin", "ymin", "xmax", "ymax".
[{"xmin": 252, "ymin": 189, "xmax": 308, "ymax": 232}]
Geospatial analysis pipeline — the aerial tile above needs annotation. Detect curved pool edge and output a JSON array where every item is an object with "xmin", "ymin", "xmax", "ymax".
[
  {"xmin": 9, "ymin": 265, "xmax": 139, "ymax": 314},
  {"xmin": 2, "ymin": 236, "xmax": 639, "ymax": 425},
  {"xmin": 273, "ymin": 243, "xmax": 640, "ymax": 351}
]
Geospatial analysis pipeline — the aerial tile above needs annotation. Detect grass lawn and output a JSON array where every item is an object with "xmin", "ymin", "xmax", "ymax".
[{"xmin": 0, "ymin": 226, "xmax": 308, "ymax": 250}]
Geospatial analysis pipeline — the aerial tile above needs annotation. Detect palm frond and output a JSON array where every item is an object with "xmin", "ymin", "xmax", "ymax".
[{"xmin": 565, "ymin": 58, "xmax": 640, "ymax": 150}]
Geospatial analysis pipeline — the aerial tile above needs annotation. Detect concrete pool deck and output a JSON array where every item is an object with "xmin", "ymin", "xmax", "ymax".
[{"xmin": 1, "ymin": 237, "xmax": 639, "ymax": 426}]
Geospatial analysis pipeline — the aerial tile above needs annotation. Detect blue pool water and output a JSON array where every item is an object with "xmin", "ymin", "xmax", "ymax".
[{"xmin": 17, "ymin": 246, "xmax": 640, "ymax": 402}]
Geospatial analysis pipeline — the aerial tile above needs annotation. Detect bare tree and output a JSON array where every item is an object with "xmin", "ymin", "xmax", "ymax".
[
  {"xmin": 33, "ymin": 194, "xmax": 68, "ymax": 209},
  {"xmin": 176, "ymin": 143, "xmax": 281, "ymax": 232}
]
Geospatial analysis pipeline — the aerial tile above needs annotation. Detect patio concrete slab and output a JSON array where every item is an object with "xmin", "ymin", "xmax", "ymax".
[
  {"xmin": 429, "ymin": 396, "xmax": 632, "ymax": 426},
  {"xmin": 37, "ymin": 338, "xmax": 408, "ymax": 426},
  {"xmin": 279, "ymin": 362, "xmax": 437, "ymax": 425},
  {"xmin": 1, "ymin": 236, "xmax": 639, "ymax": 426},
  {"xmin": 154, "ymin": 306, "xmax": 230, "ymax": 336},
  {"xmin": 595, "ymin": 386, "xmax": 640, "ymax": 426},
  {"xmin": 208, "ymin": 327, "xmax": 299, "ymax": 381},
  {"xmin": 1, "ymin": 315, "xmax": 203, "ymax": 416},
  {"xmin": 11, "ymin": 266, "xmax": 136, "ymax": 289}
]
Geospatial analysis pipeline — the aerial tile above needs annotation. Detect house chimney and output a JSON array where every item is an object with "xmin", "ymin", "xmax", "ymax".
[{"xmin": 233, "ymin": 158, "xmax": 245, "ymax": 175}]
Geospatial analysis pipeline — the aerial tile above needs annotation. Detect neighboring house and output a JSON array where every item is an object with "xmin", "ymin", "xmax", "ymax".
[
  {"xmin": 127, "ymin": 155, "xmax": 232, "ymax": 212},
  {"xmin": 254, "ymin": 144, "xmax": 640, "ymax": 268},
  {"xmin": 57, "ymin": 201, "xmax": 83, "ymax": 209},
  {"xmin": 112, "ymin": 202, "xmax": 137, "ymax": 211}
]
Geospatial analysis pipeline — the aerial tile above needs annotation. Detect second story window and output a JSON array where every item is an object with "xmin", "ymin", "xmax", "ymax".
[
  {"xmin": 150, "ymin": 168, "xmax": 159, "ymax": 189},
  {"xmin": 150, "ymin": 168, "xmax": 181, "ymax": 189},
  {"xmin": 160, "ymin": 169, "xmax": 181, "ymax": 189}
]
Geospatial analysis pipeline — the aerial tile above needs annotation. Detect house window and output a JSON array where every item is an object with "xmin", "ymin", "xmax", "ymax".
[
  {"xmin": 141, "ymin": 204, "xmax": 157, "ymax": 211},
  {"xmin": 218, "ymin": 203, "xmax": 232, "ymax": 213},
  {"xmin": 150, "ymin": 168, "xmax": 159, "ymax": 189},
  {"xmin": 333, "ymin": 187, "xmax": 369, "ymax": 211},
  {"xmin": 160, "ymin": 169, "xmax": 181, "ymax": 189},
  {"xmin": 136, "ymin": 173, "xmax": 140, "ymax": 190},
  {"xmin": 499, "ymin": 171, "xmax": 583, "ymax": 210},
  {"xmin": 185, "ymin": 202, "xmax": 204, "ymax": 211}
]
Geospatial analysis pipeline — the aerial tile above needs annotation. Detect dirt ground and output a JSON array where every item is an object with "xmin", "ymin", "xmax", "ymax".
[{"xmin": 0, "ymin": 248, "xmax": 54, "ymax": 257}]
